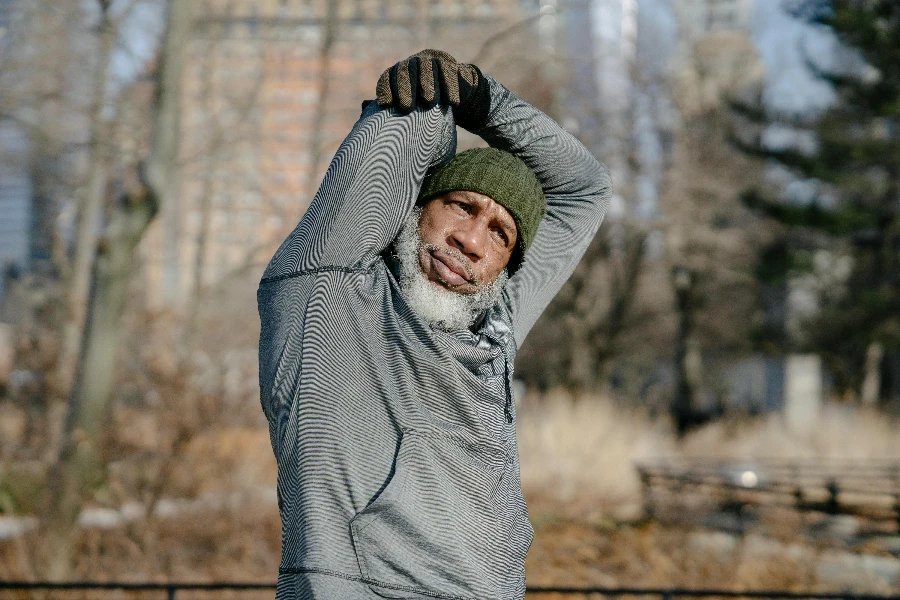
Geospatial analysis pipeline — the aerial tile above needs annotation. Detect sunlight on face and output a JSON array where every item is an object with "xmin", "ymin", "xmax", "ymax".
[{"xmin": 393, "ymin": 207, "xmax": 508, "ymax": 331}]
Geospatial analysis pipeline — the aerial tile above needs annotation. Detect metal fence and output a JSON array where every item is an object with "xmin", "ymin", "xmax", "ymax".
[
  {"xmin": 637, "ymin": 459, "xmax": 900, "ymax": 531},
  {"xmin": 1, "ymin": 582, "xmax": 899, "ymax": 600}
]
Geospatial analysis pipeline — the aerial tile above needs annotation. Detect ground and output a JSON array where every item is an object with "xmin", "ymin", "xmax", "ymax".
[{"xmin": 1, "ymin": 393, "xmax": 899, "ymax": 593}]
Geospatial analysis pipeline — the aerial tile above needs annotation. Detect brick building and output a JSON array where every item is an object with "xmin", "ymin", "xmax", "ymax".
[{"xmin": 141, "ymin": 0, "xmax": 542, "ymax": 306}]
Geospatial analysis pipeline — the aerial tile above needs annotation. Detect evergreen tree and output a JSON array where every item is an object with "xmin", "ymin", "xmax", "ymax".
[{"xmin": 733, "ymin": 0, "xmax": 900, "ymax": 402}]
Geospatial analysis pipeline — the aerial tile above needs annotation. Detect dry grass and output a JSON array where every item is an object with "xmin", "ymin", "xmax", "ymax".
[
  {"xmin": 519, "ymin": 392, "xmax": 900, "ymax": 507},
  {"xmin": 2, "ymin": 390, "xmax": 900, "ymax": 590},
  {"xmin": 518, "ymin": 391, "xmax": 675, "ymax": 520},
  {"xmin": 679, "ymin": 406, "xmax": 900, "ymax": 461},
  {"xmin": 517, "ymin": 392, "xmax": 900, "ymax": 591}
]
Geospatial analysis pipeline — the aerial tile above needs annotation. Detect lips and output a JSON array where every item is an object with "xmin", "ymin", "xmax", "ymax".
[{"xmin": 431, "ymin": 251, "xmax": 471, "ymax": 286}]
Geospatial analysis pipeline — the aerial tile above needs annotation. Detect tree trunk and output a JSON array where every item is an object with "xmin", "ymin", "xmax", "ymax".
[
  {"xmin": 881, "ymin": 349, "xmax": 900, "ymax": 409},
  {"xmin": 43, "ymin": 184, "xmax": 159, "ymax": 579},
  {"xmin": 861, "ymin": 341, "xmax": 883, "ymax": 406},
  {"xmin": 56, "ymin": 8, "xmax": 116, "ymax": 395},
  {"xmin": 672, "ymin": 266, "xmax": 698, "ymax": 436},
  {"xmin": 41, "ymin": 0, "xmax": 190, "ymax": 578},
  {"xmin": 594, "ymin": 229, "xmax": 646, "ymax": 385},
  {"xmin": 148, "ymin": 0, "xmax": 191, "ymax": 303}
]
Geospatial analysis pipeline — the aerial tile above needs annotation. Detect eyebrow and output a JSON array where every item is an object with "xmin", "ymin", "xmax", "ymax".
[{"xmin": 456, "ymin": 191, "xmax": 516, "ymax": 235}]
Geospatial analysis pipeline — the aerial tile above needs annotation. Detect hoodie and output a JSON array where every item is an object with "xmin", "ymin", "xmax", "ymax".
[{"xmin": 257, "ymin": 75, "xmax": 611, "ymax": 600}]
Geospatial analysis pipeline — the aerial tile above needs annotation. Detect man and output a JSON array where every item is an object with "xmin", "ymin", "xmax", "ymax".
[{"xmin": 257, "ymin": 50, "xmax": 611, "ymax": 600}]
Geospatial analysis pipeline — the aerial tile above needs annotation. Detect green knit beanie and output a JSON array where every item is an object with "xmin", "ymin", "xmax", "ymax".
[{"xmin": 418, "ymin": 147, "xmax": 546, "ymax": 272}]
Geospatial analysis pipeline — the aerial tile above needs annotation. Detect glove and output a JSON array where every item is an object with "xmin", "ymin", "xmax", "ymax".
[{"xmin": 376, "ymin": 49, "xmax": 491, "ymax": 130}]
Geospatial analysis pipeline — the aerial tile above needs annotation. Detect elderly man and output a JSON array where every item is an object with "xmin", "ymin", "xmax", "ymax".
[{"xmin": 257, "ymin": 50, "xmax": 611, "ymax": 600}]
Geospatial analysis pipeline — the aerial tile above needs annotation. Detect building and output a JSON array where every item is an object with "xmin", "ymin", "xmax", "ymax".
[
  {"xmin": 0, "ymin": 0, "xmax": 95, "ymax": 303},
  {"xmin": 0, "ymin": 0, "xmax": 31, "ymax": 300},
  {"xmin": 140, "ymin": 0, "xmax": 541, "ymax": 306},
  {"xmin": 0, "ymin": 122, "xmax": 31, "ymax": 298}
]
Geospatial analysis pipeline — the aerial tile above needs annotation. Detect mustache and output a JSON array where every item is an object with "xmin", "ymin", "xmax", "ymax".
[{"xmin": 420, "ymin": 243, "xmax": 481, "ymax": 287}]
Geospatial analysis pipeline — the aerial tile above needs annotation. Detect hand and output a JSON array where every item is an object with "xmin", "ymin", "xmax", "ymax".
[{"xmin": 376, "ymin": 49, "xmax": 491, "ymax": 130}]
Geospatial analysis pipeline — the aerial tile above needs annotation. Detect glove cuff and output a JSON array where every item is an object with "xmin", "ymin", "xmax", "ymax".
[{"xmin": 453, "ymin": 65, "xmax": 491, "ymax": 131}]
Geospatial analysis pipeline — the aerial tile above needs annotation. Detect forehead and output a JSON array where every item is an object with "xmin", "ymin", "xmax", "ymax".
[{"xmin": 441, "ymin": 190, "xmax": 516, "ymax": 229}]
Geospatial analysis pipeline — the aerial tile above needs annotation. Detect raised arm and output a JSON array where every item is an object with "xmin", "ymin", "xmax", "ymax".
[
  {"xmin": 259, "ymin": 100, "xmax": 456, "ymax": 283},
  {"xmin": 371, "ymin": 52, "xmax": 612, "ymax": 346},
  {"xmin": 475, "ymin": 77, "xmax": 612, "ymax": 348}
]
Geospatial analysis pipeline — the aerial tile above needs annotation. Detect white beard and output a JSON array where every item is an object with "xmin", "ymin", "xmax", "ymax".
[{"xmin": 393, "ymin": 207, "xmax": 508, "ymax": 332}]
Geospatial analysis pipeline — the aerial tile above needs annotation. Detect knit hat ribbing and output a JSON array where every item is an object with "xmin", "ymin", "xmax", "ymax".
[{"xmin": 418, "ymin": 147, "xmax": 545, "ymax": 272}]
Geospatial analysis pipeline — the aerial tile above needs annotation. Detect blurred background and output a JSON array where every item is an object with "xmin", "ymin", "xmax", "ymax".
[{"xmin": 0, "ymin": 0, "xmax": 899, "ymax": 593}]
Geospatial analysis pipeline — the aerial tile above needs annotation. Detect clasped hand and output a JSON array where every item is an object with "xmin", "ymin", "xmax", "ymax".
[{"xmin": 376, "ymin": 49, "xmax": 490, "ymax": 130}]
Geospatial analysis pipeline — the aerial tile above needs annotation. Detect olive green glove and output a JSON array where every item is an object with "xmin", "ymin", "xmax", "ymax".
[{"xmin": 376, "ymin": 49, "xmax": 491, "ymax": 130}]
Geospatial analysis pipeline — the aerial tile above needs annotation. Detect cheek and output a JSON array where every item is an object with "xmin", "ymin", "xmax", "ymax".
[
  {"xmin": 478, "ymin": 251, "xmax": 510, "ymax": 284},
  {"xmin": 418, "ymin": 210, "xmax": 451, "ymax": 244}
]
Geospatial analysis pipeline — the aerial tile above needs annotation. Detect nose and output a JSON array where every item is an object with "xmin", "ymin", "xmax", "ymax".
[{"xmin": 448, "ymin": 220, "xmax": 487, "ymax": 261}]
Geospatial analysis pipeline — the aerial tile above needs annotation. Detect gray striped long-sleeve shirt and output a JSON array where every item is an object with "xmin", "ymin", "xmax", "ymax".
[{"xmin": 257, "ymin": 76, "xmax": 611, "ymax": 600}]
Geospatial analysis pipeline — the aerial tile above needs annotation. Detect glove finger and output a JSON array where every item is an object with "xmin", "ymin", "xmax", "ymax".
[
  {"xmin": 459, "ymin": 63, "xmax": 479, "ymax": 88},
  {"xmin": 388, "ymin": 64, "xmax": 402, "ymax": 108},
  {"xmin": 389, "ymin": 62, "xmax": 411, "ymax": 113},
  {"xmin": 397, "ymin": 60, "xmax": 415, "ymax": 112},
  {"xmin": 376, "ymin": 69, "xmax": 392, "ymax": 107},
  {"xmin": 435, "ymin": 59, "xmax": 460, "ymax": 106},
  {"xmin": 457, "ymin": 63, "xmax": 478, "ymax": 106},
  {"xmin": 406, "ymin": 56, "xmax": 420, "ymax": 110},
  {"xmin": 453, "ymin": 63, "xmax": 491, "ymax": 130},
  {"xmin": 416, "ymin": 49, "xmax": 457, "ymax": 67},
  {"xmin": 418, "ymin": 56, "xmax": 437, "ymax": 107},
  {"xmin": 427, "ymin": 58, "xmax": 442, "ymax": 107}
]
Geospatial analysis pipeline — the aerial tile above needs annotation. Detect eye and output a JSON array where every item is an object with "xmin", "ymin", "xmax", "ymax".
[
  {"xmin": 451, "ymin": 200, "xmax": 473, "ymax": 214},
  {"xmin": 491, "ymin": 226, "xmax": 509, "ymax": 245}
]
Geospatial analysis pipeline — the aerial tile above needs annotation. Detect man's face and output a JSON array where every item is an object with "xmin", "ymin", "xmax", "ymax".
[{"xmin": 417, "ymin": 190, "xmax": 518, "ymax": 295}]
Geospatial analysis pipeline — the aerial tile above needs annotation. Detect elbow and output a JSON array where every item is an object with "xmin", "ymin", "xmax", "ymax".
[{"xmin": 584, "ymin": 159, "xmax": 613, "ymax": 211}]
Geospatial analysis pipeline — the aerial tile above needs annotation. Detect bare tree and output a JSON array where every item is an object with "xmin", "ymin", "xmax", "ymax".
[
  {"xmin": 142, "ymin": 0, "xmax": 272, "ymax": 525},
  {"xmin": 56, "ymin": 1, "xmax": 126, "ymax": 396},
  {"xmin": 660, "ymin": 31, "xmax": 766, "ymax": 430},
  {"xmin": 516, "ymin": 36, "xmax": 653, "ymax": 396},
  {"xmin": 41, "ymin": 0, "xmax": 190, "ymax": 578}
]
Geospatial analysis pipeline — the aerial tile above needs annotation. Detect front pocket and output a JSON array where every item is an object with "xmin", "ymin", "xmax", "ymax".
[{"xmin": 349, "ymin": 430, "xmax": 513, "ymax": 600}]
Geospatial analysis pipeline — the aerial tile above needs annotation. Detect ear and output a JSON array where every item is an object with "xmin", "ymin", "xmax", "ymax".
[{"xmin": 506, "ymin": 243, "xmax": 523, "ymax": 275}]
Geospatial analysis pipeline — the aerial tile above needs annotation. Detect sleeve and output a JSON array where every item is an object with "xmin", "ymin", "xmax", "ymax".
[
  {"xmin": 259, "ymin": 101, "xmax": 457, "ymax": 283},
  {"xmin": 473, "ymin": 76, "xmax": 613, "ymax": 349}
]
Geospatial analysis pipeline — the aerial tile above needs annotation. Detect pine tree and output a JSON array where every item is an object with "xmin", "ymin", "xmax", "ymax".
[{"xmin": 733, "ymin": 0, "xmax": 900, "ymax": 403}]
